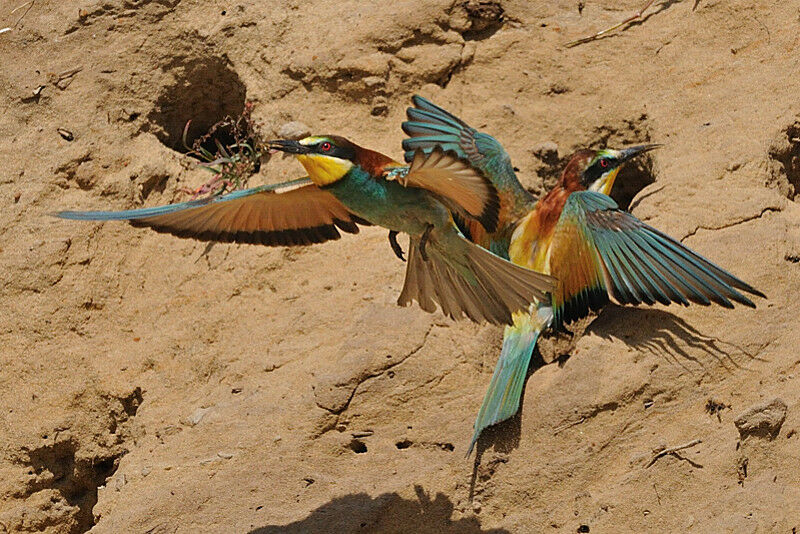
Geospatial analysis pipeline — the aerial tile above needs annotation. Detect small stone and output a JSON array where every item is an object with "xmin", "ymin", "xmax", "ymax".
[
  {"xmin": 277, "ymin": 121, "xmax": 311, "ymax": 140},
  {"xmin": 113, "ymin": 473, "xmax": 127, "ymax": 491},
  {"xmin": 155, "ymin": 425, "xmax": 182, "ymax": 439},
  {"xmin": 141, "ymin": 466, "xmax": 151, "ymax": 477},
  {"xmin": 217, "ymin": 451, "xmax": 234, "ymax": 459},
  {"xmin": 13, "ymin": 192, "xmax": 21, "ymax": 203},
  {"xmin": 363, "ymin": 76, "xmax": 384, "ymax": 88},
  {"xmin": 464, "ymin": 0, "xmax": 503, "ymax": 31},
  {"xmin": 371, "ymin": 96, "xmax": 388, "ymax": 117},
  {"xmin": 183, "ymin": 407, "xmax": 211, "ymax": 427},
  {"xmin": 726, "ymin": 161, "xmax": 742, "ymax": 172},
  {"xmin": 532, "ymin": 141, "xmax": 559, "ymax": 163},
  {"xmin": 734, "ymin": 398, "xmax": 787, "ymax": 440}
]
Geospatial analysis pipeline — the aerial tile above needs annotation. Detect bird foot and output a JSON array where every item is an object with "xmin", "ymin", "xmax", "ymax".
[
  {"xmin": 388, "ymin": 231, "xmax": 405, "ymax": 262},
  {"xmin": 419, "ymin": 224, "xmax": 433, "ymax": 262}
]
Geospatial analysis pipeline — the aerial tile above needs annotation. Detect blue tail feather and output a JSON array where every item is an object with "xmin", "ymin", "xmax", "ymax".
[{"xmin": 468, "ymin": 314, "xmax": 546, "ymax": 455}]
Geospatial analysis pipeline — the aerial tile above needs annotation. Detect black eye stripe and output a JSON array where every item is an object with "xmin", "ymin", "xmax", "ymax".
[
  {"xmin": 314, "ymin": 141, "xmax": 355, "ymax": 161},
  {"xmin": 582, "ymin": 157, "xmax": 617, "ymax": 184}
]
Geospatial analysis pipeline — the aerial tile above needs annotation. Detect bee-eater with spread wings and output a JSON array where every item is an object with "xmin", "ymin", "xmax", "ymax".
[
  {"xmin": 401, "ymin": 96, "xmax": 765, "ymax": 454},
  {"xmin": 55, "ymin": 134, "xmax": 555, "ymax": 326}
]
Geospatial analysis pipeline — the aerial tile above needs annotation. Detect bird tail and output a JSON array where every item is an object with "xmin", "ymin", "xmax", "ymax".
[
  {"xmin": 467, "ymin": 306, "xmax": 553, "ymax": 456},
  {"xmin": 397, "ymin": 230, "xmax": 555, "ymax": 326}
]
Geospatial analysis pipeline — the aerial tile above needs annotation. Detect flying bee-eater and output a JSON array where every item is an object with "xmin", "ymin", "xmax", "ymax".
[
  {"xmin": 401, "ymin": 96, "xmax": 765, "ymax": 453},
  {"xmin": 54, "ymin": 134, "xmax": 555, "ymax": 326}
]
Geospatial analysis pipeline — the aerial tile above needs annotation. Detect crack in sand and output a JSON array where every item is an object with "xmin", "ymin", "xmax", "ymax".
[
  {"xmin": 680, "ymin": 207, "xmax": 781, "ymax": 243},
  {"xmin": 329, "ymin": 325, "xmax": 435, "ymax": 418}
]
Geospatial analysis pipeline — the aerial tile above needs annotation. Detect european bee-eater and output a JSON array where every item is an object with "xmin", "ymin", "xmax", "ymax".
[
  {"xmin": 55, "ymin": 134, "xmax": 556, "ymax": 326},
  {"xmin": 401, "ymin": 96, "xmax": 765, "ymax": 453}
]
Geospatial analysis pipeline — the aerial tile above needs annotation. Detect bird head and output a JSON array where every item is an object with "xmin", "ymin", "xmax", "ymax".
[
  {"xmin": 268, "ymin": 136, "xmax": 358, "ymax": 186},
  {"xmin": 563, "ymin": 144, "xmax": 660, "ymax": 195}
]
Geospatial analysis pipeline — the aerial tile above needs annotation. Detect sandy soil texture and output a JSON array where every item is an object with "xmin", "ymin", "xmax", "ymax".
[{"xmin": 1, "ymin": 0, "xmax": 799, "ymax": 532}]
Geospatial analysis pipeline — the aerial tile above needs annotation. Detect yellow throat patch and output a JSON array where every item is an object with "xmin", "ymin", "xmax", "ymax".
[
  {"xmin": 590, "ymin": 167, "xmax": 621, "ymax": 196},
  {"xmin": 296, "ymin": 154, "xmax": 353, "ymax": 186}
]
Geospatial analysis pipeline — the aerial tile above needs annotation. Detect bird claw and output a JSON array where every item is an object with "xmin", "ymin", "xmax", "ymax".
[
  {"xmin": 419, "ymin": 224, "xmax": 433, "ymax": 262},
  {"xmin": 388, "ymin": 231, "xmax": 405, "ymax": 262}
]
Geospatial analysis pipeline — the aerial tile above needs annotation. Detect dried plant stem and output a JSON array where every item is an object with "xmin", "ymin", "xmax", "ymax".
[
  {"xmin": 646, "ymin": 439, "xmax": 702, "ymax": 468},
  {"xmin": 11, "ymin": 0, "xmax": 35, "ymax": 28},
  {"xmin": 566, "ymin": 0, "xmax": 656, "ymax": 47}
]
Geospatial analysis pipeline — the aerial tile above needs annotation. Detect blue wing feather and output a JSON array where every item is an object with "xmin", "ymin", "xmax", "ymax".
[
  {"xmin": 553, "ymin": 191, "xmax": 761, "ymax": 324},
  {"xmin": 612, "ymin": 232, "xmax": 673, "ymax": 304},
  {"xmin": 402, "ymin": 96, "xmax": 534, "ymax": 211}
]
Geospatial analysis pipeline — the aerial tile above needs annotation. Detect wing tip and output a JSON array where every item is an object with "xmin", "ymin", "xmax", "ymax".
[
  {"xmin": 740, "ymin": 284, "xmax": 766, "ymax": 301},
  {"xmin": 50, "ymin": 209, "xmax": 118, "ymax": 221},
  {"xmin": 411, "ymin": 94, "xmax": 428, "ymax": 106}
]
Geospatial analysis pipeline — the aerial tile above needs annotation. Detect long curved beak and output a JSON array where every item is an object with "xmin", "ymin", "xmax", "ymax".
[
  {"xmin": 267, "ymin": 139, "xmax": 312, "ymax": 154},
  {"xmin": 619, "ymin": 143, "xmax": 662, "ymax": 162},
  {"xmin": 591, "ymin": 144, "xmax": 662, "ymax": 196}
]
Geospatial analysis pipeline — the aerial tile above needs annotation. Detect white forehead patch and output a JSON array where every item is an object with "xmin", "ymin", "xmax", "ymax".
[{"xmin": 299, "ymin": 136, "xmax": 326, "ymax": 146}]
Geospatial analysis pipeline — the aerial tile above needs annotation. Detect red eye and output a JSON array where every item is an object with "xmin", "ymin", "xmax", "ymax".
[
  {"xmin": 599, "ymin": 159, "xmax": 609, "ymax": 168},
  {"xmin": 320, "ymin": 142, "xmax": 332, "ymax": 152}
]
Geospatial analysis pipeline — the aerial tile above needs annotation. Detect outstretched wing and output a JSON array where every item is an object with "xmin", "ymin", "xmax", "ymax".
[
  {"xmin": 548, "ymin": 191, "xmax": 764, "ymax": 326},
  {"xmin": 402, "ymin": 95, "xmax": 534, "ymax": 201},
  {"xmin": 401, "ymin": 95, "xmax": 535, "ymax": 246},
  {"xmin": 392, "ymin": 147, "xmax": 499, "ymax": 232},
  {"xmin": 54, "ymin": 178, "xmax": 369, "ymax": 246}
]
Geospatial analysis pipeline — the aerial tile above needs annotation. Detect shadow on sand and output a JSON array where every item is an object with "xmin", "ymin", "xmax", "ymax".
[
  {"xmin": 467, "ymin": 305, "xmax": 760, "ymax": 476},
  {"xmin": 250, "ymin": 485, "xmax": 510, "ymax": 534},
  {"xmin": 587, "ymin": 305, "xmax": 762, "ymax": 373}
]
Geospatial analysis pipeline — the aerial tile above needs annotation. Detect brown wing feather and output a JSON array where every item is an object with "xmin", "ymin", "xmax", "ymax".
[
  {"xmin": 132, "ymin": 182, "xmax": 366, "ymax": 246},
  {"xmin": 395, "ymin": 148, "xmax": 500, "ymax": 232}
]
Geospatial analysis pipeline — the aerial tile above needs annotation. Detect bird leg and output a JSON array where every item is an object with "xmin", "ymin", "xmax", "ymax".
[
  {"xmin": 565, "ymin": 0, "xmax": 656, "ymax": 47},
  {"xmin": 419, "ymin": 224, "xmax": 434, "ymax": 262},
  {"xmin": 388, "ymin": 230, "xmax": 405, "ymax": 262}
]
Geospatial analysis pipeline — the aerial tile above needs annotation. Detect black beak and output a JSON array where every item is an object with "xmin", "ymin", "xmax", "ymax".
[
  {"xmin": 267, "ymin": 139, "xmax": 311, "ymax": 154},
  {"xmin": 619, "ymin": 143, "xmax": 662, "ymax": 162}
]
